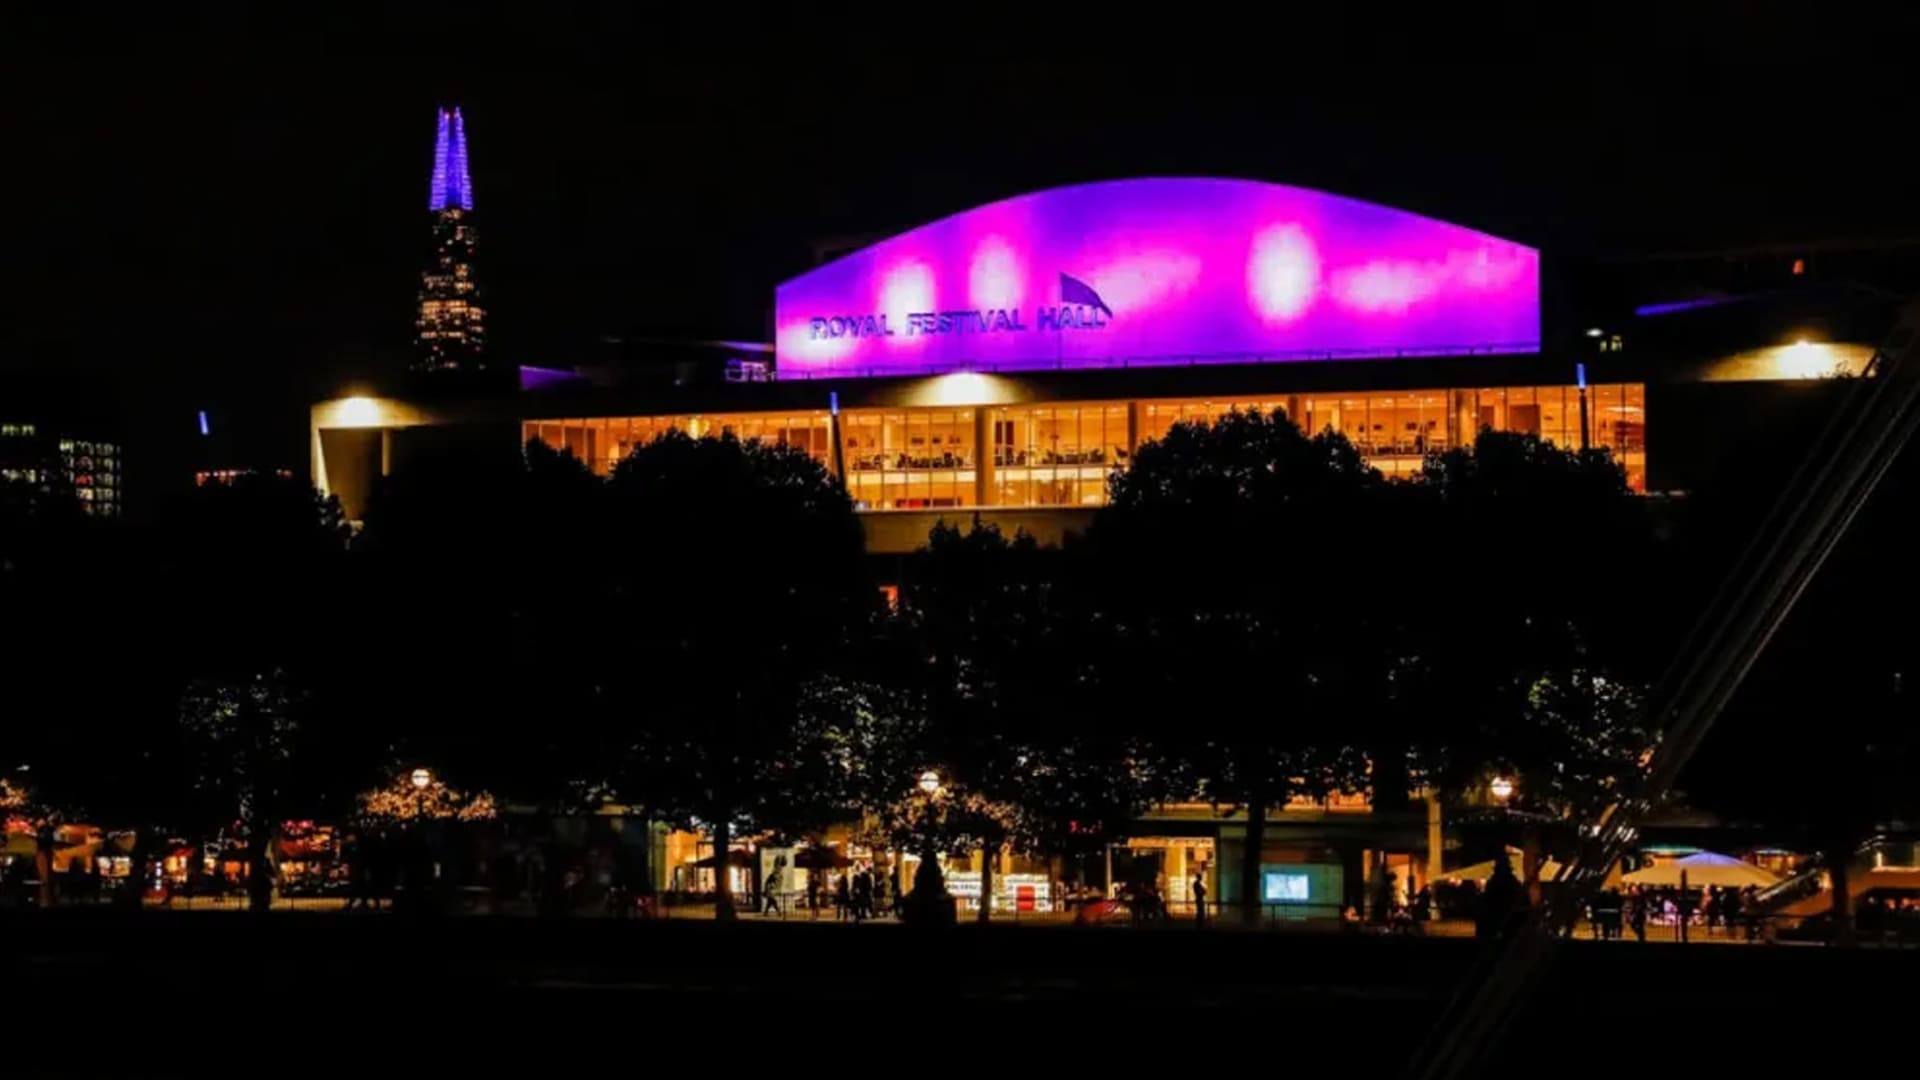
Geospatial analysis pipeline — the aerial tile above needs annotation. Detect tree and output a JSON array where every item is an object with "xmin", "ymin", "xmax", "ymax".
[
  {"xmin": 152, "ymin": 475, "xmax": 352, "ymax": 910},
  {"xmin": 1686, "ymin": 559, "xmax": 1920, "ymax": 942},
  {"xmin": 176, "ymin": 672, "xmax": 302, "ymax": 910},
  {"xmin": 355, "ymin": 769, "xmax": 498, "ymax": 825},
  {"xmin": 598, "ymin": 431, "xmax": 871, "ymax": 918},
  {"xmin": 898, "ymin": 521, "xmax": 1041, "ymax": 922},
  {"xmin": 2, "ymin": 478, "xmax": 145, "ymax": 863},
  {"xmin": 1410, "ymin": 430, "xmax": 1659, "ymax": 877},
  {"xmin": 354, "ymin": 437, "xmax": 604, "ymax": 811},
  {"xmin": 1417, "ymin": 429, "xmax": 1657, "ymax": 682},
  {"xmin": 1088, "ymin": 409, "xmax": 1383, "ymax": 925},
  {"xmin": 898, "ymin": 519, "xmax": 1159, "ymax": 920}
]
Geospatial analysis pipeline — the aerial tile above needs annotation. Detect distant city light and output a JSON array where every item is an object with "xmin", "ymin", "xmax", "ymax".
[
  {"xmin": 410, "ymin": 768, "xmax": 433, "ymax": 790},
  {"xmin": 1490, "ymin": 776, "xmax": 1516, "ymax": 802},
  {"xmin": 197, "ymin": 410, "xmax": 210, "ymax": 437},
  {"xmin": 1585, "ymin": 327, "xmax": 1604, "ymax": 338}
]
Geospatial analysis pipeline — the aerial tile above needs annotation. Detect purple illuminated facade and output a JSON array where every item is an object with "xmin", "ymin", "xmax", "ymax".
[
  {"xmin": 428, "ymin": 107, "xmax": 474, "ymax": 212},
  {"xmin": 775, "ymin": 178, "xmax": 1539, "ymax": 378}
]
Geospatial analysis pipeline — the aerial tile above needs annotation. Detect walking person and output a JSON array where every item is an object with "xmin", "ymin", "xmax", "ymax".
[
  {"xmin": 852, "ymin": 867, "xmax": 872, "ymax": 923},
  {"xmin": 1192, "ymin": 872, "xmax": 1208, "ymax": 926},
  {"xmin": 764, "ymin": 856, "xmax": 786, "ymax": 917},
  {"xmin": 835, "ymin": 871, "xmax": 851, "ymax": 921}
]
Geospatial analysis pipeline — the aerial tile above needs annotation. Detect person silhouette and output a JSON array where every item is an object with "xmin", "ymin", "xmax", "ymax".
[{"xmin": 764, "ymin": 855, "xmax": 786, "ymax": 916}]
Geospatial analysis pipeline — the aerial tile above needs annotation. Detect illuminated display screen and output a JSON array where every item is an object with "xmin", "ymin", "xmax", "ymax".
[
  {"xmin": 775, "ymin": 178, "xmax": 1539, "ymax": 379},
  {"xmin": 1263, "ymin": 871, "xmax": 1311, "ymax": 903}
]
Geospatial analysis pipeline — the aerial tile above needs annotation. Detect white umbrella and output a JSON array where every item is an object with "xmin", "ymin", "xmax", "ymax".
[
  {"xmin": 1443, "ymin": 848, "xmax": 1563, "ymax": 884},
  {"xmin": 1623, "ymin": 851, "xmax": 1780, "ymax": 889}
]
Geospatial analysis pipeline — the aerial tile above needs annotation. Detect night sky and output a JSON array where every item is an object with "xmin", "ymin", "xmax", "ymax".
[{"xmin": 6, "ymin": 10, "xmax": 1919, "ymax": 403}]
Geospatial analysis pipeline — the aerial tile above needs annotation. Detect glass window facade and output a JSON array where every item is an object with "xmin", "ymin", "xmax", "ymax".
[
  {"xmin": 990, "ymin": 402, "xmax": 1127, "ymax": 508},
  {"xmin": 1150, "ymin": 385, "xmax": 1641, "ymax": 487},
  {"xmin": 522, "ymin": 413, "xmax": 833, "ymax": 477},
  {"xmin": 524, "ymin": 381, "xmax": 1645, "ymax": 507},
  {"xmin": 841, "ymin": 408, "xmax": 976, "ymax": 510}
]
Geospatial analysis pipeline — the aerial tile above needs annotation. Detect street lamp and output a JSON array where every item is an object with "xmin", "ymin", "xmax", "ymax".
[
  {"xmin": 403, "ymin": 768, "xmax": 437, "ymax": 912},
  {"xmin": 906, "ymin": 768, "xmax": 953, "ymax": 924},
  {"xmin": 408, "ymin": 768, "xmax": 435, "ymax": 824},
  {"xmin": 1490, "ymin": 776, "xmax": 1516, "ymax": 803}
]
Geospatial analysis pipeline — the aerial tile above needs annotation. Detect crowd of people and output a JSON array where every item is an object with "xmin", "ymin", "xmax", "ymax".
[
  {"xmin": 1585, "ymin": 884, "xmax": 1764, "ymax": 941},
  {"xmin": 759, "ymin": 857, "xmax": 895, "ymax": 921}
]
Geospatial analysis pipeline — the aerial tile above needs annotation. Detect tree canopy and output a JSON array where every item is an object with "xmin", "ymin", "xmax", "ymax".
[{"xmin": 596, "ymin": 430, "xmax": 873, "ymax": 915}]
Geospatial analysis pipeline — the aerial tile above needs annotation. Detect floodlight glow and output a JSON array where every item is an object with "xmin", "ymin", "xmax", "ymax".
[{"xmin": 775, "ymin": 178, "xmax": 1539, "ymax": 378}]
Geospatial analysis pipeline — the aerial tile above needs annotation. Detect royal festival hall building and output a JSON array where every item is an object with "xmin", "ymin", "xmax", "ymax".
[{"xmin": 311, "ymin": 178, "xmax": 1878, "ymax": 913}]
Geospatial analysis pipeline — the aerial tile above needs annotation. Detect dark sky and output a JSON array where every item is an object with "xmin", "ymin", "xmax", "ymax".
[{"xmin": 6, "ymin": 9, "xmax": 1919, "ymax": 401}]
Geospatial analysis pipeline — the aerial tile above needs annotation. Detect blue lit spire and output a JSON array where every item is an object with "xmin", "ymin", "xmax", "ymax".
[{"xmin": 427, "ymin": 106, "xmax": 474, "ymax": 212}]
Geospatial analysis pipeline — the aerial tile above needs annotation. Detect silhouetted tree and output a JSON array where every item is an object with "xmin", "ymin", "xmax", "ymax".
[
  {"xmin": 1411, "ymin": 431, "xmax": 1658, "ymax": 832},
  {"xmin": 176, "ymin": 671, "xmax": 300, "ymax": 908},
  {"xmin": 151, "ymin": 475, "xmax": 351, "ymax": 910},
  {"xmin": 598, "ymin": 431, "xmax": 870, "ymax": 918},
  {"xmin": 1, "ymin": 479, "xmax": 109, "ymax": 849},
  {"xmin": 1088, "ymin": 409, "xmax": 1382, "ymax": 925},
  {"xmin": 355, "ymin": 438, "xmax": 605, "ymax": 809},
  {"xmin": 898, "ymin": 519, "xmax": 1159, "ymax": 920}
]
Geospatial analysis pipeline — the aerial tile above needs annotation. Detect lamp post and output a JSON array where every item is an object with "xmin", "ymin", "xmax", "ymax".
[
  {"xmin": 410, "ymin": 767, "xmax": 433, "ymax": 819},
  {"xmin": 905, "ymin": 769, "xmax": 954, "ymax": 924},
  {"xmin": 1490, "ymin": 776, "xmax": 1515, "ymax": 804},
  {"xmin": 915, "ymin": 770, "xmax": 943, "ymax": 869},
  {"xmin": 407, "ymin": 768, "xmax": 434, "ymax": 912}
]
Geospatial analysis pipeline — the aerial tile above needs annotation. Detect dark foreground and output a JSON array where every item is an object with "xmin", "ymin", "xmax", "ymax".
[{"xmin": 5, "ymin": 913, "xmax": 1907, "ymax": 1075}]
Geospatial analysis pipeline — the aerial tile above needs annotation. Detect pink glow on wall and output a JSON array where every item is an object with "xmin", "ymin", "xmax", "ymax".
[
  {"xmin": 968, "ymin": 236, "xmax": 1026, "ymax": 311},
  {"xmin": 774, "ymin": 178, "xmax": 1539, "ymax": 378},
  {"xmin": 1247, "ymin": 224, "xmax": 1321, "ymax": 322}
]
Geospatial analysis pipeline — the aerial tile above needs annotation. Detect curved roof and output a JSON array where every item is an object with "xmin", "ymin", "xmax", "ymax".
[{"xmin": 775, "ymin": 177, "xmax": 1538, "ymax": 379}]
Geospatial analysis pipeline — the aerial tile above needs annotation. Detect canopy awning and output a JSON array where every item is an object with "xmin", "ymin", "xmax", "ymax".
[{"xmin": 1623, "ymin": 851, "xmax": 1781, "ymax": 889}]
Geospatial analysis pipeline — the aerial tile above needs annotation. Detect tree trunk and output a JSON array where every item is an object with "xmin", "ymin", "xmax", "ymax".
[
  {"xmin": 1369, "ymin": 848, "xmax": 1392, "ymax": 923},
  {"xmin": 1521, "ymin": 825, "xmax": 1543, "ymax": 912},
  {"xmin": 242, "ymin": 694, "xmax": 274, "ymax": 914},
  {"xmin": 711, "ymin": 816, "xmax": 736, "ymax": 921},
  {"xmin": 1238, "ymin": 789, "xmax": 1268, "ymax": 928},
  {"xmin": 248, "ymin": 818, "xmax": 275, "ymax": 913},
  {"xmin": 125, "ymin": 841, "xmax": 150, "ymax": 910},
  {"xmin": 1829, "ymin": 846, "xmax": 1854, "ymax": 947},
  {"xmin": 978, "ymin": 841, "xmax": 995, "ymax": 924},
  {"xmin": 35, "ymin": 829, "xmax": 55, "ymax": 909}
]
